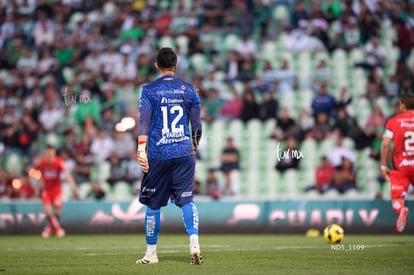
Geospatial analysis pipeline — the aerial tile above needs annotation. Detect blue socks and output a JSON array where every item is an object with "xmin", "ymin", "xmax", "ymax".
[
  {"xmin": 145, "ymin": 207, "xmax": 160, "ymax": 245},
  {"xmin": 144, "ymin": 202, "xmax": 199, "ymax": 247},
  {"xmin": 181, "ymin": 201, "xmax": 199, "ymax": 236}
]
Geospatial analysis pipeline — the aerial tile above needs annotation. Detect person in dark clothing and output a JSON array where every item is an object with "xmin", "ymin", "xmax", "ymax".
[{"xmin": 240, "ymin": 90, "xmax": 260, "ymax": 122}]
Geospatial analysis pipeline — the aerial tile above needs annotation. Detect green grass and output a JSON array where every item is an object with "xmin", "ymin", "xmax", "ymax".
[{"xmin": 1, "ymin": 234, "xmax": 414, "ymax": 275}]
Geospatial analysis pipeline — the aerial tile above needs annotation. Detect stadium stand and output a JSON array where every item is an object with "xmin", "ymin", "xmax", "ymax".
[{"xmin": 0, "ymin": 0, "xmax": 413, "ymax": 201}]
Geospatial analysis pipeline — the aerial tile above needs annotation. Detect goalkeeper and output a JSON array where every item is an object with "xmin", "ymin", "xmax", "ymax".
[{"xmin": 136, "ymin": 47, "xmax": 203, "ymax": 264}]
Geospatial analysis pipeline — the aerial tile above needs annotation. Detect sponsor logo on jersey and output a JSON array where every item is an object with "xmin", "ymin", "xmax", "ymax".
[
  {"xmin": 181, "ymin": 191, "xmax": 192, "ymax": 197},
  {"xmin": 161, "ymin": 97, "xmax": 184, "ymax": 104},
  {"xmin": 400, "ymin": 122, "xmax": 414, "ymax": 128},
  {"xmin": 399, "ymin": 159, "xmax": 414, "ymax": 167},
  {"xmin": 141, "ymin": 187, "xmax": 157, "ymax": 193}
]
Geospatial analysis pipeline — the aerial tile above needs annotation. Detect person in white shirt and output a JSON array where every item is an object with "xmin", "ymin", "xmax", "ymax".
[
  {"xmin": 235, "ymin": 34, "xmax": 257, "ymax": 61},
  {"xmin": 327, "ymin": 133, "xmax": 357, "ymax": 168},
  {"xmin": 356, "ymin": 36, "xmax": 386, "ymax": 70},
  {"xmin": 90, "ymin": 128, "xmax": 114, "ymax": 164},
  {"xmin": 99, "ymin": 46, "xmax": 123, "ymax": 75},
  {"xmin": 39, "ymin": 102, "xmax": 63, "ymax": 131}
]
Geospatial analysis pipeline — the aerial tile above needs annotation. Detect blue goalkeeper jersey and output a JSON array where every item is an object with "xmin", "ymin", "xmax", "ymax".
[{"xmin": 138, "ymin": 74, "xmax": 202, "ymax": 160}]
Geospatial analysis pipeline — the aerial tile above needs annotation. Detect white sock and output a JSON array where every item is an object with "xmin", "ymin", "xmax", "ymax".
[
  {"xmin": 146, "ymin": 244, "xmax": 157, "ymax": 256},
  {"xmin": 190, "ymin": 234, "xmax": 199, "ymax": 248}
]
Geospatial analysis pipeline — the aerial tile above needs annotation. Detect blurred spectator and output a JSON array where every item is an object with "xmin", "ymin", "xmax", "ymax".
[
  {"xmin": 358, "ymin": 10, "xmax": 380, "ymax": 43},
  {"xmin": 365, "ymin": 106, "xmax": 386, "ymax": 139},
  {"xmin": 154, "ymin": 8, "xmax": 173, "ymax": 37},
  {"xmin": 235, "ymin": 33, "xmax": 257, "ymax": 61},
  {"xmin": 334, "ymin": 108, "xmax": 354, "ymax": 137},
  {"xmin": 309, "ymin": 112, "xmax": 332, "ymax": 142},
  {"xmin": 327, "ymin": 133, "xmax": 356, "ymax": 168},
  {"xmin": 394, "ymin": 17, "xmax": 413, "ymax": 63},
  {"xmin": 60, "ymin": 148, "xmax": 75, "ymax": 174},
  {"xmin": 322, "ymin": 0, "xmax": 342, "ymax": 22},
  {"xmin": 112, "ymin": 130, "xmax": 135, "ymax": 160},
  {"xmin": 72, "ymin": 133, "xmax": 93, "ymax": 182},
  {"xmin": 90, "ymin": 128, "xmax": 114, "ymax": 164},
  {"xmin": 124, "ymin": 158, "xmax": 143, "ymax": 186},
  {"xmin": 291, "ymin": 1, "xmax": 310, "ymax": 29},
  {"xmin": 385, "ymin": 74, "xmax": 399, "ymax": 99},
  {"xmin": 355, "ymin": 36, "xmax": 386, "ymax": 71},
  {"xmin": 237, "ymin": 59, "xmax": 256, "ymax": 83},
  {"xmin": 272, "ymin": 60, "xmax": 297, "ymax": 93},
  {"xmin": 285, "ymin": 19, "xmax": 326, "ymax": 53},
  {"xmin": 87, "ymin": 181, "xmax": 106, "ymax": 200},
  {"xmin": 224, "ymin": 51, "xmax": 241, "ymax": 83},
  {"xmin": 107, "ymin": 153, "xmax": 127, "ymax": 186},
  {"xmin": 9, "ymin": 173, "xmax": 36, "ymax": 199},
  {"xmin": 260, "ymin": 91, "xmax": 279, "ymax": 121},
  {"xmin": 0, "ymin": 168, "xmax": 12, "ymax": 198},
  {"xmin": 275, "ymin": 136, "xmax": 301, "ymax": 173},
  {"xmin": 203, "ymin": 88, "xmax": 224, "ymax": 123},
  {"xmin": 365, "ymin": 68, "xmax": 385, "ymax": 100},
  {"xmin": 311, "ymin": 84, "xmax": 336, "ymax": 117},
  {"xmin": 39, "ymin": 101, "xmax": 63, "ymax": 132},
  {"xmin": 113, "ymin": 52, "xmax": 137, "ymax": 81},
  {"xmin": 305, "ymin": 156, "xmax": 335, "ymax": 194},
  {"xmin": 32, "ymin": 11, "xmax": 55, "ymax": 47},
  {"xmin": 331, "ymin": 157, "xmax": 357, "ymax": 194},
  {"xmin": 206, "ymin": 168, "xmax": 221, "ymax": 199},
  {"xmin": 16, "ymin": 47, "xmax": 37, "ymax": 73},
  {"xmin": 334, "ymin": 87, "xmax": 352, "ymax": 112},
  {"xmin": 369, "ymin": 127, "xmax": 384, "ymax": 161},
  {"xmin": 311, "ymin": 20, "xmax": 330, "ymax": 51},
  {"xmin": 220, "ymin": 88, "xmax": 243, "ymax": 121},
  {"xmin": 194, "ymin": 178, "xmax": 201, "ymax": 195},
  {"xmin": 201, "ymin": 70, "xmax": 222, "ymax": 91},
  {"xmin": 240, "ymin": 89, "xmax": 260, "ymax": 122},
  {"xmin": 220, "ymin": 137, "xmax": 240, "ymax": 195},
  {"xmin": 343, "ymin": 17, "xmax": 361, "ymax": 51},
  {"xmin": 312, "ymin": 60, "xmax": 332, "ymax": 87},
  {"xmin": 271, "ymin": 107, "xmax": 298, "ymax": 141},
  {"xmin": 297, "ymin": 109, "xmax": 315, "ymax": 140},
  {"xmin": 236, "ymin": 4, "xmax": 255, "ymax": 35}
]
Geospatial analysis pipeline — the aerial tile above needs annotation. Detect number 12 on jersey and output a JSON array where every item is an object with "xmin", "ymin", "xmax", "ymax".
[{"xmin": 161, "ymin": 106, "xmax": 184, "ymax": 134}]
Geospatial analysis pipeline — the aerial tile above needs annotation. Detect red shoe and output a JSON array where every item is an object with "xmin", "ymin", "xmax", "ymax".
[
  {"xmin": 396, "ymin": 207, "xmax": 409, "ymax": 233},
  {"xmin": 41, "ymin": 225, "xmax": 53, "ymax": 238}
]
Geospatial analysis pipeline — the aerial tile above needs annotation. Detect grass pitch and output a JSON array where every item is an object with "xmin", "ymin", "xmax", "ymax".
[{"xmin": 1, "ymin": 234, "xmax": 413, "ymax": 275}]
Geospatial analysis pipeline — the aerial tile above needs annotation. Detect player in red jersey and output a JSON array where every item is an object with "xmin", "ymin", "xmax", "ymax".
[
  {"xmin": 35, "ymin": 145, "xmax": 79, "ymax": 238},
  {"xmin": 381, "ymin": 94, "xmax": 414, "ymax": 233}
]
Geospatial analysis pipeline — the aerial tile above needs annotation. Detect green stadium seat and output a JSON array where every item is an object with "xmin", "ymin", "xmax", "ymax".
[
  {"xmin": 190, "ymin": 53, "xmax": 208, "ymax": 74},
  {"xmin": 223, "ymin": 33, "xmax": 240, "ymax": 52},
  {"xmin": 113, "ymin": 181, "xmax": 133, "ymax": 201},
  {"xmin": 62, "ymin": 182, "xmax": 72, "ymax": 201},
  {"xmin": 79, "ymin": 182, "xmax": 91, "ymax": 199},
  {"xmin": 4, "ymin": 151, "xmax": 23, "ymax": 177},
  {"xmin": 158, "ymin": 35, "xmax": 175, "ymax": 49},
  {"xmin": 175, "ymin": 35, "xmax": 189, "ymax": 55},
  {"xmin": 272, "ymin": 5, "xmax": 290, "ymax": 22}
]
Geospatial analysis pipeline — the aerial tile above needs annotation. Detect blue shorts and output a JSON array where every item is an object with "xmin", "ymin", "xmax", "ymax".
[{"xmin": 139, "ymin": 155, "xmax": 195, "ymax": 209}]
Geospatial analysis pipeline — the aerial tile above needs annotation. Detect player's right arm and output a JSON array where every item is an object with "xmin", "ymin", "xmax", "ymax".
[
  {"xmin": 380, "ymin": 121, "xmax": 393, "ymax": 181},
  {"xmin": 137, "ymin": 86, "xmax": 152, "ymax": 173}
]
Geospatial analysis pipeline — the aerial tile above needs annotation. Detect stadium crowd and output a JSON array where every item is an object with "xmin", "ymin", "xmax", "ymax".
[{"xmin": 0, "ymin": 0, "xmax": 413, "ymax": 200}]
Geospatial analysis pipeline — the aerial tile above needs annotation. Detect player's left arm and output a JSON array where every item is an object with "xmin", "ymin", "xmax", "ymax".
[{"xmin": 190, "ymin": 88, "xmax": 202, "ymax": 155}]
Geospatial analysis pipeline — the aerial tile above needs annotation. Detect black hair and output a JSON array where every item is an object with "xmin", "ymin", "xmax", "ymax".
[
  {"xmin": 156, "ymin": 47, "xmax": 177, "ymax": 70},
  {"xmin": 400, "ymin": 95, "xmax": 414, "ymax": 110}
]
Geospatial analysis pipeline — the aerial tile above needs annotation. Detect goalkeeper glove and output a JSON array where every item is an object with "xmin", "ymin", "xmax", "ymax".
[{"xmin": 137, "ymin": 141, "xmax": 149, "ymax": 173}]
